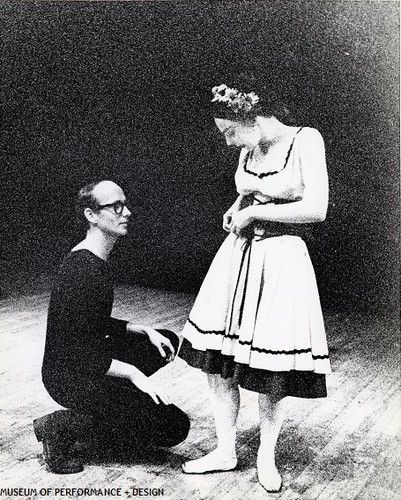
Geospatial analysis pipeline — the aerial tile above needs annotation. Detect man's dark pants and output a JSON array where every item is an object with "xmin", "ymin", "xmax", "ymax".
[{"xmin": 43, "ymin": 330, "xmax": 190, "ymax": 453}]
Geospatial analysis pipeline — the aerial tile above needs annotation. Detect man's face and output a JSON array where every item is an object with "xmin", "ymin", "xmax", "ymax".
[{"xmin": 91, "ymin": 181, "xmax": 131, "ymax": 237}]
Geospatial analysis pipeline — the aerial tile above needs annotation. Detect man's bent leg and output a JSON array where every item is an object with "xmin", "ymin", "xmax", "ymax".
[
  {"xmin": 111, "ymin": 329, "xmax": 180, "ymax": 376},
  {"xmin": 141, "ymin": 401, "xmax": 190, "ymax": 448},
  {"xmin": 88, "ymin": 377, "xmax": 190, "ymax": 452}
]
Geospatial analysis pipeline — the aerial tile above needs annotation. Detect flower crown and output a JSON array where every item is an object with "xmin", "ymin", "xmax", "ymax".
[{"xmin": 211, "ymin": 84, "xmax": 260, "ymax": 116}]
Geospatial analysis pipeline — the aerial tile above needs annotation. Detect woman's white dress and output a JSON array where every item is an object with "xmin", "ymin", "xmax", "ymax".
[{"xmin": 179, "ymin": 127, "xmax": 331, "ymax": 398}]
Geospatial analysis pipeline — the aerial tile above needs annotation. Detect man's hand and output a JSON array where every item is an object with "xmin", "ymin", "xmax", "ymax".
[
  {"xmin": 127, "ymin": 324, "xmax": 175, "ymax": 361},
  {"xmin": 107, "ymin": 359, "xmax": 172, "ymax": 405},
  {"xmin": 146, "ymin": 328, "xmax": 175, "ymax": 361},
  {"xmin": 130, "ymin": 370, "xmax": 172, "ymax": 405}
]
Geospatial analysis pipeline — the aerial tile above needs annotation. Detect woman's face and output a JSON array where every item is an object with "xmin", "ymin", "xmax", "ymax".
[{"xmin": 214, "ymin": 118, "xmax": 261, "ymax": 150}]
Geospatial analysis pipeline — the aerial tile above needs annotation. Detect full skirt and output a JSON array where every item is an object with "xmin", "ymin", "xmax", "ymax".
[{"xmin": 179, "ymin": 232, "xmax": 331, "ymax": 398}]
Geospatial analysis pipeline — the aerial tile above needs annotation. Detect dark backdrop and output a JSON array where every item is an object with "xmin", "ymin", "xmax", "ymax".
[{"xmin": 1, "ymin": 0, "xmax": 399, "ymax": 315}]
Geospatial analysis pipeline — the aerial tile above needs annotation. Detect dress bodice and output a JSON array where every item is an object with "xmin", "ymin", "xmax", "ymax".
[{"xmin": 235, "ymin": 127, "xmax": 321, "ymax": 203}]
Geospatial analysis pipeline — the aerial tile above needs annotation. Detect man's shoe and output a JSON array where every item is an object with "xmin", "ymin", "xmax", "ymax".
[
  {"xmin": 42, "ymin": 439, "xmax": 83, "ymax": 474},
  {"xmin": 33, "ymin": 415, "xmax": 48, "ymax": 442},
  {"xmin": 33, "ymin": 414, "xmax": 83, "ymax": 474}
]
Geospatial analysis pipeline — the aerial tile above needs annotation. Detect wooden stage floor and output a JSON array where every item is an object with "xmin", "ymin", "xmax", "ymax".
[{"xmin": 0, "ymin": 283, "xmax": 400, "ymax": 500}]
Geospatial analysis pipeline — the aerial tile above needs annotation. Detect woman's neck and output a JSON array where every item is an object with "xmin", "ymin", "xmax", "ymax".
[{"xmin": 256, "ymin": 116, "xmax": 296, "ymax": 151}]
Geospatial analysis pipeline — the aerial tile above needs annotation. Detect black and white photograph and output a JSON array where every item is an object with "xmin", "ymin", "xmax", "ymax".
[{"xmin": 0, "ymin": 1, "xmax": 399, "ymax": 499}]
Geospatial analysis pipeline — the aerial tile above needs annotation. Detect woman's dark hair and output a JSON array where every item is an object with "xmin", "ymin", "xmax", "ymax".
[
  {"xmin": 75, "ymin": 180, "xmax": 103, "ymax": 228},
  {"xmin": 211, "ymin": 73, "xmax": 297, "ymax": 125}
]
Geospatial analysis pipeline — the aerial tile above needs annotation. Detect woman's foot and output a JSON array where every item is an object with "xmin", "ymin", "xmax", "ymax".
[
  {"xmin": 257, "ymin": 449, "xmax": 282, "ymax": 492},
  {"xmin": 257, "ymin": 465, "xmax": 282, "ymax": 493},
  {"xmin": 182, "ymin": 449, "xmax": 237, "ymax": 474}
]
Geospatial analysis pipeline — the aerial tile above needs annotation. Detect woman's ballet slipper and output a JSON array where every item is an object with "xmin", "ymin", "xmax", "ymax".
[
  {"xmin": 257, "ymin": 454, "xmax": 282, "ymax": 493},
  {"xmin": 257, "ymin": 466, "xmax": 282, "ymax": 493},
  {"xmin": 182, "ymin": 450, "xmax": 237, "ymax": 474}
]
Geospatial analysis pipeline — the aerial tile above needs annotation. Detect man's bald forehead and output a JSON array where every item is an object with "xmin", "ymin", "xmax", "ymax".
[{"xmin": 92, "ymin": 181, "xmax": 124, "ymax": 204}]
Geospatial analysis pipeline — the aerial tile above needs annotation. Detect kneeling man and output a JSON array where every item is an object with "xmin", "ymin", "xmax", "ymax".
[{"xmin": 34, "ymin": 180, "xmax": 190, "ymax": 473}]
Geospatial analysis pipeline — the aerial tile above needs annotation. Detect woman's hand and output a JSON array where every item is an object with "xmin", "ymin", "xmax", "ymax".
[
  {"xmin": 230, "ymin": 207, "xmax": 256, "ymax": 234},
  {"xmin": 130, "ymin": 370, "xmax": 172, "ymax": 405},
  {"xmin": 223, "ymin": 206, "xmax": 235, "ymax": 232},
  {"xmin": 223, "ymin": 194, "xmax": 252, "ymax": 233}
]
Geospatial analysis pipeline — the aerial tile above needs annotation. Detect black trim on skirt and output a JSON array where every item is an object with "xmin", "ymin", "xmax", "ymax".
[{"xmin": 179, "ymin": 338, "xmax": 327, "ymax": 399}]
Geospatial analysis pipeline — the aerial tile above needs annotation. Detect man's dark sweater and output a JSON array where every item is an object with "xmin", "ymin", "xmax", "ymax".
[
  {"xmin": 42, "ymin": 249, "xmax": 127, "ymax": 402},
  {"xmin": 40, "ymin": 248, "xmax": 190, "ymax": 450}
]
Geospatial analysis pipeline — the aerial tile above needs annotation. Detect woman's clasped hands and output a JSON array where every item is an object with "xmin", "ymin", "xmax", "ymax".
[{"xmin": 223, "ymin": 204, "xmax": 256, "ymax": 235}]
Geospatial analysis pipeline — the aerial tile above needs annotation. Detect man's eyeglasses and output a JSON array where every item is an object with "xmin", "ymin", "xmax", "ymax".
[{"xmin": 97, "ymin": 201, "xmax": 129, "ymax": 216}]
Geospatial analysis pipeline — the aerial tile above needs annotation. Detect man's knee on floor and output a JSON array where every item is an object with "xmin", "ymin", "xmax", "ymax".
[
  {"xmin": 165, "ymin": 406, "xmax": 191, "ymax": 446},
  {"xmin": 177, "ymin": 410, "xmax": 191, "ymax": 443}
]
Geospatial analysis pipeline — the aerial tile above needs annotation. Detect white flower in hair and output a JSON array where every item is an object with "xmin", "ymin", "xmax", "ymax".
[
  {"xmin": 212, "ymin": 84, "xmax": 230, "ymax": 102},
  {"xmin": 211, "ymin": 84, "xmax": 260, "ymax": 115},
  {"xmin": 212, "ymin": 84, "xmax": 228, "ymax": 94},
  {"xmin": 225, "ymin": 87, "xmax": 239, "ymax": 100},
  {"xmin": 247, "ymin": 92, "xmax": 260, "ymax": 105}
]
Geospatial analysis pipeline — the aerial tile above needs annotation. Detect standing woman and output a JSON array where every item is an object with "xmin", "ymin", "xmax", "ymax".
[{"xmin": 178, "ymin": 79, "xmax": 331, "ymax": 492}]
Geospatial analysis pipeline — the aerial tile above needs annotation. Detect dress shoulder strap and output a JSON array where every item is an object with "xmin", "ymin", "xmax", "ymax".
[
  {"xmin": 282, "ymin": 126, "xmax": 304, "ymax": 172},
  {"xmin": 243, "ymin": 127, "xmax": 304, "ymax": 179}
]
